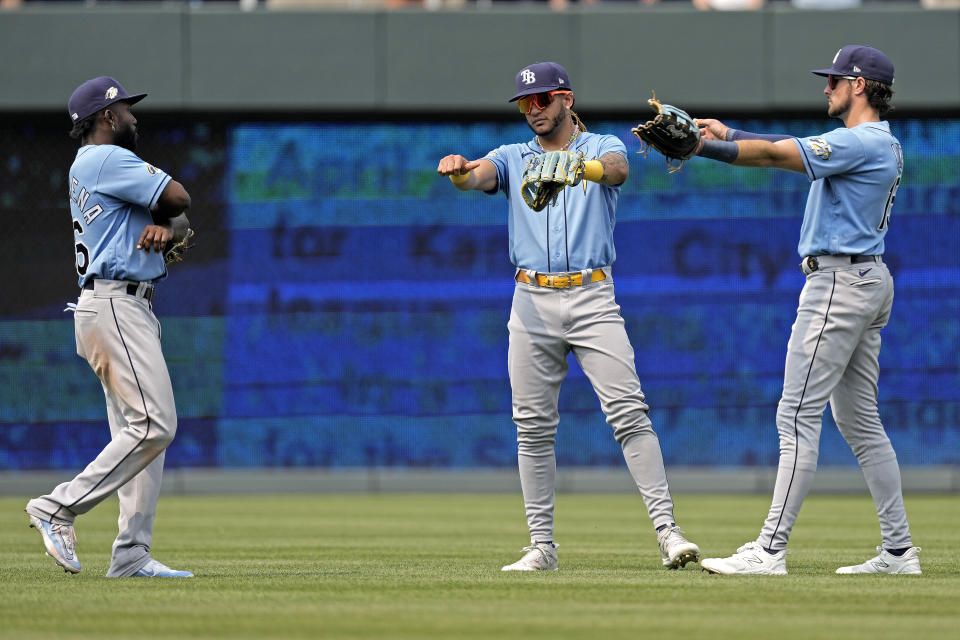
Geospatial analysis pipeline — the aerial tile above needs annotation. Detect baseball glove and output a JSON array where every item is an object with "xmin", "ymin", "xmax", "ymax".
[
  {"xmin": 163, "ymin": 228, "xmax": 195, "ymax": 264},
  {"xmin": 521, "ymin": 150, "xmax": 586, "ymax": 212},
  {"xmin": 631, "ymin": 92, "xmax": 701, "ymax": 173}
]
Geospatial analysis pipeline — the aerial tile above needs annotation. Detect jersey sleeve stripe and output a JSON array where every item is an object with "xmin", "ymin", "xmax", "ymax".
[
  {"xmin": 793, "ymin": 138, "xmax": 818, "ymax": 181},
  {"xmin": 148, "ymin": 174, "xmax": 172, "ymax": 211}
]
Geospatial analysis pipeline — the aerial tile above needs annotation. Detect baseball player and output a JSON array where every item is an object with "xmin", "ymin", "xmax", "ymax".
[
  {"xmin": 691, "ymin": 46, "xmax": 919, "ymax": 575},
  {"xmin": 436, "ymin": 62, "xmax": 700, "ymax": 571},
  {"xmin": 25, "ymin": 76, "xmax": 194, "ymax": 578}
]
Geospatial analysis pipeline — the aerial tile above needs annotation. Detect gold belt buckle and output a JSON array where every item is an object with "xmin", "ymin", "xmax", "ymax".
[{"xmin": 551, "ymin": 275, "xmax": 571, "ymax": 288}]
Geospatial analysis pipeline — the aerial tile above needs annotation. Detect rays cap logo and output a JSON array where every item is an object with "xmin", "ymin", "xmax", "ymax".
[
  {"xmin": 811, "ymin": 45, "xmax": 895, "ymax": 85},
  {"xmin": 509, "ymin": 62, "xmax": 572, "ymax": 102},
  {"xmin": 67, "ymin": 76, "xmax": 148, "ymax": 122}
]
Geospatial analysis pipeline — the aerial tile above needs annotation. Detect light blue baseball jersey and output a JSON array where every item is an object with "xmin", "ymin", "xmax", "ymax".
[
  {"xmin": 484, "ymin": 132, "xmax": 626, "ymax": 272},
  {"xmin": 793, "ymin": 121, "xmax": 903, "ymax": 257},
  {"xmin": 69, "ymin": 145, "xmax": 172, "ymax": 287}
]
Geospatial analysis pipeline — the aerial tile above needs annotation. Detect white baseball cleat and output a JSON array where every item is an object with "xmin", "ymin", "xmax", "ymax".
[
  {"xmin": 132, "ymin": 558, "xmax": 194, "ymax": 578},
  {"xmin": 701, "ymin": 541, "xmax": 788, "ymax": 575},
  {"xmin": 501, "ymin": 542, "xmax": 558, "ymax": 571},
  {"xmin": 28, "ymin": 514, "xmax": 81, "ymax": 574},
  {"xmin": 836, "ymin": 546, "xmax": 921, "ymax": 575},
  {"xmin": 657, "ymin": 525, "xmax": 701, "ymax": 569}
]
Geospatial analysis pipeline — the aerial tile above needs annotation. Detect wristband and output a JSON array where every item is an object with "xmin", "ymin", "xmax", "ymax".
[
  {"xmin": 449, "ymin": 171, "xmax": 471, "ymax": 185},
  {"xmin": 583, "ymin": 160, "xmax": 604, "ymax": 183},
  {"xmin": 698, "ymin": 139, "xmax": 739, "ymax": 164}
]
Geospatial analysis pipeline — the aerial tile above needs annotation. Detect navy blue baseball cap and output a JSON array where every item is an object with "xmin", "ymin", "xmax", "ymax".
[
  {"xmin": 68, "ymin": 76, "xmax": 147, "ymax": 123},
  {"xmin": 509, "ymin": 62, "xmax": 572, "ymax": 102},
  {"xmin": 811, "ymin": 45, "xmax": 895, "ymax": 85}
]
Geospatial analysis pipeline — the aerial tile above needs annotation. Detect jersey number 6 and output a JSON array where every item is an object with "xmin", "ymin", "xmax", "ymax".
[{"xmin": 73, "ymin": 219, "xmax": 90, "ymax": 277}]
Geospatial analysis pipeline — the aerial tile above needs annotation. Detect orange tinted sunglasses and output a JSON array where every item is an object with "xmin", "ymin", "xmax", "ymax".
[{"xmin": 517, "ymin": 90, "xmax": 571, "ymax": 114}]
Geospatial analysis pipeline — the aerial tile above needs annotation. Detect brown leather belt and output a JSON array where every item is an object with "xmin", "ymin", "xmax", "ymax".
[{"xmin": 515, "ymin": 270, "xmax": 607, "ymax": 289}]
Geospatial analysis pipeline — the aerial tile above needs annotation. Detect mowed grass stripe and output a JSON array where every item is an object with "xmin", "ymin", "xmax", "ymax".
[{"xmin": 1, "ymin": 494, "xmax": 957, "ymax": 639}]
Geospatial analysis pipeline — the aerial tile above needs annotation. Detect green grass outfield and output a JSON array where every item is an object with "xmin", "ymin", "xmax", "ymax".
[{"xmin": 2, "ymin": 493, "xmax": 958, "ymax": 640}]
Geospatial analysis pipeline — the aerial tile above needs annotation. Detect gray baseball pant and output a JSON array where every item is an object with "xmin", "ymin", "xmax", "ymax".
[
  {"xmin": 26, "ymin": 281, "xmax": 177, "ymax": 577},
  {"xmin": 759, "ymin": 258, "xmax": 912, "ymax": 551},
  {"xmin": 508, "ymin": 269, "xmax": 676, "ymax": 544}
]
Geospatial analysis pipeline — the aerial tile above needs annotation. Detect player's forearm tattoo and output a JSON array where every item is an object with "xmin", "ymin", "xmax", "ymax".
[{"xmin": 598, "ymin": 153, "xmax": 628, "ymax": 185}]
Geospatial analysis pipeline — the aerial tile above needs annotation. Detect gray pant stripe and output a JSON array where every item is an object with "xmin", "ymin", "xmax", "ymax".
[{"xmin": 766, "ymin": 272, "xmax": 837, "ymax": 550}]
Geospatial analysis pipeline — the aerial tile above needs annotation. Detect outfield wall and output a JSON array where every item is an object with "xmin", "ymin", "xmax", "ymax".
[
  {"xmin": 0, "ymin": 5, "xmax": 958, "ymax": 113},
  {"xmin": 1, "ymin": 116, "xmax": 957, "ymax": 484}
]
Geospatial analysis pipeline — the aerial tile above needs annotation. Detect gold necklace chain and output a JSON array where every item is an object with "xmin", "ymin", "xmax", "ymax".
[{"xmin": 538, "ymin": 123, "xmax": 580, "ymax": 152}]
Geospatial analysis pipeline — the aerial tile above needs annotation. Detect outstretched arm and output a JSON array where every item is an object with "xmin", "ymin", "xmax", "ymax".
[
  {"xmin": 728, "ymin": 139, "xmax": 804, "ymax": 172},
  {"xmin": 696, "ymin": 118, "xmax": 792, "ymax": 143},
  {"xmin": 586, "ymin": 152, "xmax": 628, "ymax": 186},
  {"xmin": 696, "ymin": 134, "xmax": 804, "ymax": 173},
  {"xmin": 694, "ymin": 117, "xmax": 803, "ymax": 172},
  {"xmin": 437, "ymin": 156, "xmax": 498, "ymax": 192}
]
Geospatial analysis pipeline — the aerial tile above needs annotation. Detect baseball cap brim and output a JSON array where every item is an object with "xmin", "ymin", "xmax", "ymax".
[
  {"xmin": 509, "ymin": 85, "xmax": 565, "ymax": 102},
  {"xmin": 116, "ymin": 93, "xmax": 148, "ymax": 108},
  {"xmin": 810, "ymin": 67, "xmax": 839, "ymax": 78}
]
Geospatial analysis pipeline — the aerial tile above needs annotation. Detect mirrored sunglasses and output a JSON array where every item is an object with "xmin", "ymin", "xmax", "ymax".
[{"xmin": 517, "ymin": 90, "xmax": 571, "ymax": 115}]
